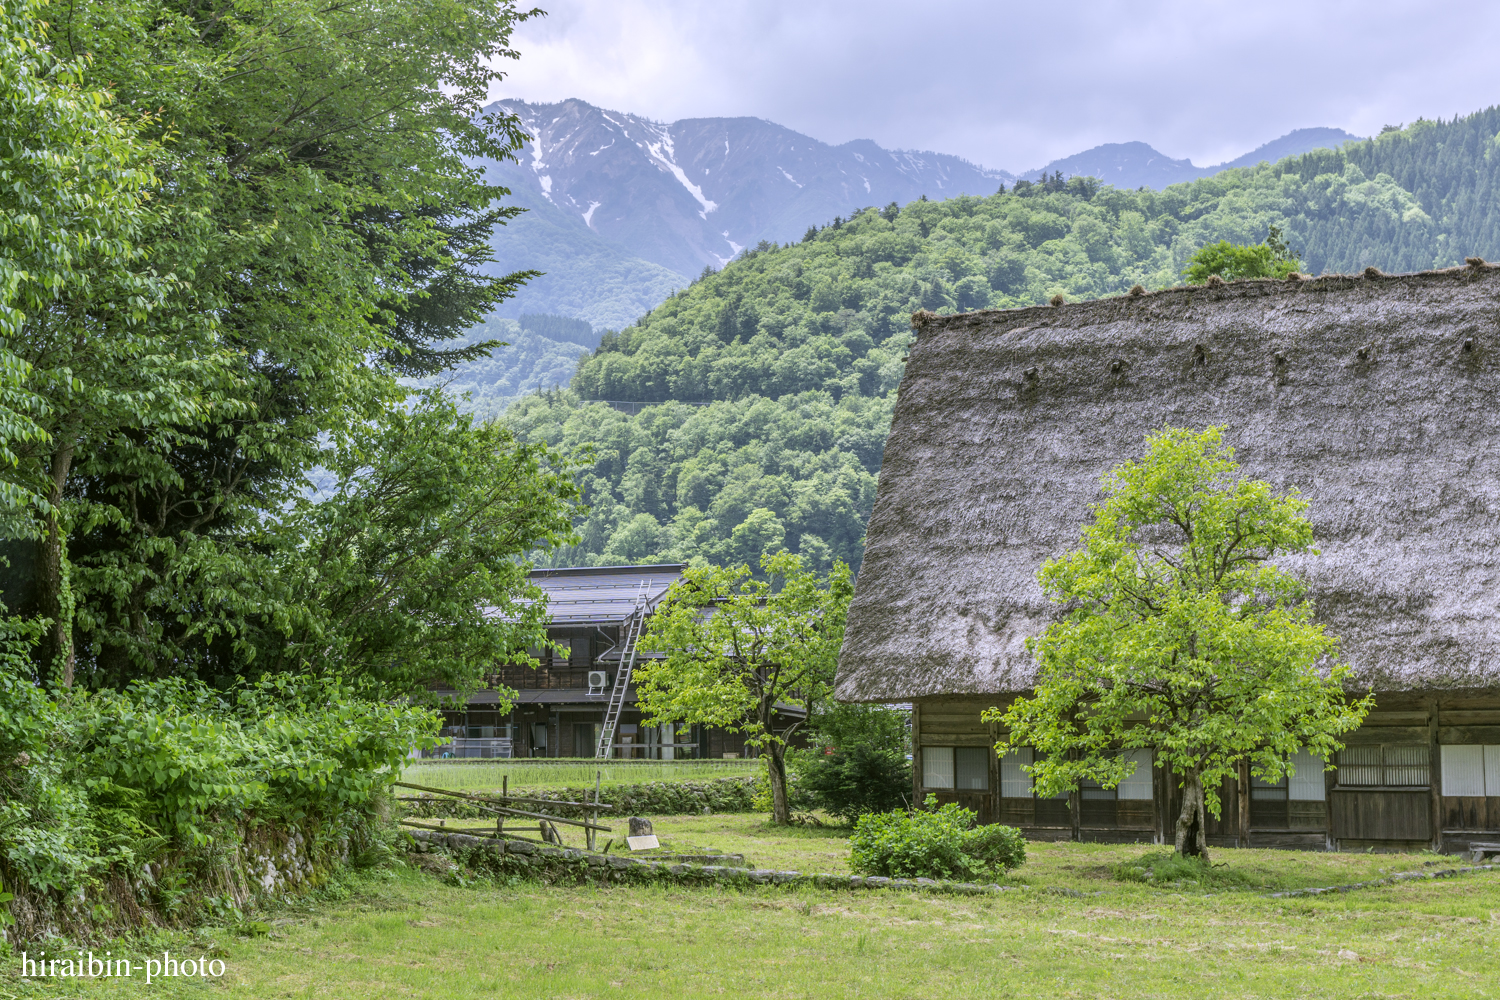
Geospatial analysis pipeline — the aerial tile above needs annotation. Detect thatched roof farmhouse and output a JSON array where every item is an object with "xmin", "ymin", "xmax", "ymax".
[{"xmin": 837, "ymin": 264, "xmax": 1500, "ymax": 853}]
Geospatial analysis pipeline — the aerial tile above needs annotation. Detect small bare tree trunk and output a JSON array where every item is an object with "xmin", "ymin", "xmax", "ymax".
[
  {"xmin": 767, "ymin": 742, "xmax": 790, "ymax": 824},
  {"xmin": 1175, "ymin": 769, "xmax": 1210, "ymax": 862}
]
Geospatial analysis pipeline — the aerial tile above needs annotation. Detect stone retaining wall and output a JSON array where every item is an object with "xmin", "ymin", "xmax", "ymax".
[
  {"xmin": 5, "ymin": 820, "xmax": 353, "ymax": 946},
  {"xmin": 404, "ymin": 828, "xmax": 1013, "ymax": 895},
  {"xmin": 1268, "ymin": 863, "xmax": 1497, "ymax": 898},
  {"xmin": 408, "ymin": 829, "xmax": 1500, "ymax": 900}
]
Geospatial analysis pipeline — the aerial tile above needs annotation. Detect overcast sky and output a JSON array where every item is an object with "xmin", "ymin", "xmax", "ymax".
[{"xmin": 493, "ymin": 0, "xmax": 1500, "ymax": 173}]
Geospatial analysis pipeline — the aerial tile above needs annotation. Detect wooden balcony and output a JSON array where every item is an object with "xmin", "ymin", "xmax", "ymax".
[{"xmin": 489, "ymin": 664, "xmax": 599, "ymax": 692}]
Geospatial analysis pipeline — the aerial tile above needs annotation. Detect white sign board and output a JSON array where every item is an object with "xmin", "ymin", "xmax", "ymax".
[{"xmin": 626, "ymin": 835, "xmax": 660, "ymax": 851}]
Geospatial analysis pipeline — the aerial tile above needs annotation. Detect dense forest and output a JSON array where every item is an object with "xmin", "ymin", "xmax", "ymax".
[
  {"xmin": 1, "ymin": 0, "xmax": 576, "ymax": 693},
  {"xmin": 0, "ymin": 0, "xmax": 599, "ymax": 936},
  {"xmin": 502, "ymin": 107, "xmax": 1500, "ymax": 571}
]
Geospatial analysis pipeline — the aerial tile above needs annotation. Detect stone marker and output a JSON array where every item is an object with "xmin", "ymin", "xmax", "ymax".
[{"xmin": 626, "ymin": 816, "xmax": 659, "ymax": 850}]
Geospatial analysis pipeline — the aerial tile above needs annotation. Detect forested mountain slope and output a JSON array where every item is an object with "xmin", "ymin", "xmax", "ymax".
[
  {"xmin": 501, "ymin": 109, "xmax": 1500, "ymax": 572},
  {"xmin": 476, "ymin": 98, "xmax": 1354, "ymax": 324}
]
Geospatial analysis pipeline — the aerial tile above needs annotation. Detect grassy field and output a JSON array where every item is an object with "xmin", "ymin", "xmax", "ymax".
[
  {"xmin": 434, "ymin": 811, "xmax": 1470, "ymax": 890},
  {"xmin": 400, "ymin": 758, "xmax": 761, "ymax": 792},
  {"xmin": 14, "ymin": 833, "xmax": 1499, "ymax": 1000},
  {"xmin": 14, "ymin": 813, "xmax": 1500, "ymax": 1000}
]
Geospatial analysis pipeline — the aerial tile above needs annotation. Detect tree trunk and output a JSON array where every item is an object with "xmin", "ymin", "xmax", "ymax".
[
  {"xmin": 1174, "ymin": 769, "xmax": 1210, "ymax": 861},
  {"xmin": 33, "ymin": 442, "xmax": 75, "ymax": 688},
  {"xmin": 766, "ymin": 742, "xmax": 790, "ymax": 824}
]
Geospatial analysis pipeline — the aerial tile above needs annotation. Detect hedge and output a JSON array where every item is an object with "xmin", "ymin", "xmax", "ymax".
[{"xmin": 399, "ymin": 777, "xmax": 757, "ymax": 820}]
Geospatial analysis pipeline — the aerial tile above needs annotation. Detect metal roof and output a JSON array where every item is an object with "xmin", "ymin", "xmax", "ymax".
[{"xmin": 516, "ymin": 564, "xmax": 686, "ymax": 626}]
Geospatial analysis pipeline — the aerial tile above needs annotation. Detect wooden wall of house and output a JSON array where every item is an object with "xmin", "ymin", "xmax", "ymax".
[{"xmin": 909, "ymin": 690, "xmax": 1500, "ymax": 854}]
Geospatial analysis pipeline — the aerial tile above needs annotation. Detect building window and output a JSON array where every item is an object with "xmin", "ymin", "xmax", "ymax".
[
  {"xmin": 921, "ymin": 747, "xmax": 990, "ymax": 791},
  {"xmin": 1000, "ymin": 747, "xmax": 1033, "ymax": 798},
  {"xmin": 955, "ymin": 747, "xmax": 989, "ymax": 790},
  {"xmin": 1441, "ymin": 745, "xmax": 1500, "ymax": 797},
  {"xmin": 999, "ymin": 745, "xmax": 1075, "ymax": 801},
  {"xmin": 1336, "ymin": 745, "xmax": 1429, "ymax": 787},
  {"xmin": 1117, "ymin": 749, "xmax": 1154, "ymax": 801},
  {"xmin": 1252, "ymin": 750, "xmax": 1328, "ymax": 802},
  {"xmin": 1288, "ymin": 750, "xmax": 1328, "ymax": 801},
  {"xmin": 922, "ymin": 747, "xmax": 955, "ymax": 789}
]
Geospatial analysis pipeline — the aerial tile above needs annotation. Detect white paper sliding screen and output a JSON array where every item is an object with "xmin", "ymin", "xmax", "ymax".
[
  {"xmin": 922, "ymin": 747, "xmax": 955, "ymax": 790},
  {"xmin": 1288, "ymin": 750, "xmax": 1327, "ymax": 801},
  {"xmin": 1442, "ymin": 745, "xmax": 1488, "ymax": 797},
  {"xmin": 1000, "ymin": 747, "xmax": 1033, "ymax": 798},
  {"xmin": 1117, "ymin": 749, "xmax": 1154, "ymax": 800}
]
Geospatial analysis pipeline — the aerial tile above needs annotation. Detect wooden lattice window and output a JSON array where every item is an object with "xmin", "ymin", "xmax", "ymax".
[{"xmin": 1336, "ymin": 745, "xmax": 1429, "ymax": 788}]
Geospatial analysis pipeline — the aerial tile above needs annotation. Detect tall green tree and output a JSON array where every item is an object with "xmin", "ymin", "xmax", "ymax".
[
  {"xmin": 0, "ymin": 0, "xmax": 237, "ymax": 686},
  {"xmin": 260, "ymin": 391, "xmax": 580, "ymax": 699},
  {"xmin": 636, "ymin": 551, "xmax": 853, "ymax": 824},
  {"xmin": 985, "ymin": 427, "xmax": 1370, "ymax": 860},
  {"xmin": 35, "ymin": 0, "xmax": 543, "ymax": 685}
]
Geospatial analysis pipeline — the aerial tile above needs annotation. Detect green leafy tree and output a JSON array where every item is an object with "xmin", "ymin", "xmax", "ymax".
[
  {"xmin": 35, "ymin": 0, "xmax": 544, "ymax": 685},
  {"xmin": 1184, "ymin": 225, "xmax": 1303, "ymax": 283},
  {"xmin": 636, "ymin": 551, "xmax": 853, "ymax": 823},
  {"xmin": 984, "ymin": 427, "xmax": 1370, "ymax": 860},
  {"xmin": 255, "ymin": 391, "xmax": 580, "ymax": 699},
  {"xmin": 0, "ymin": 0, "xmax": 237, "ymax": 686}
]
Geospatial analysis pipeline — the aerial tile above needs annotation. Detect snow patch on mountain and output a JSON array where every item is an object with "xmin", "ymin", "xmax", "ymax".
[{"xmin": 640, "ymin": 123, "xmax": 719, "ymax": 220}]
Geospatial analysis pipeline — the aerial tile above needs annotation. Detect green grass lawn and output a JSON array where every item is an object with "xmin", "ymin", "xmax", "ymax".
[
  {"xmin": 11, "ymin": 822, "xmax": 1500, "ymax": 999},
  {"xmin": 435, "ymin": 811, "xmax": 1473, "ymax": 891},
  {"xmin": 400, "ymin": 758, "xmax": 761, "ymax": 793}
]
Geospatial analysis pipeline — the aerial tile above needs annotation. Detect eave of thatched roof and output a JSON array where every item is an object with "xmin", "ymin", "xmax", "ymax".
[{"xmin": 836, "ymin": 265, "xmax": 1500, "ymax": 702}]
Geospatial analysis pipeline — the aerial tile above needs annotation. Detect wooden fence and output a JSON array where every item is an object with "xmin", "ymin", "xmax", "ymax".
[{"xmin": 395, "ymin": 774, "xmax": 614, "ymax": 851}]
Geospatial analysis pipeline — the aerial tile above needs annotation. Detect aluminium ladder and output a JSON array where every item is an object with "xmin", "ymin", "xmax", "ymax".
[{"xmin": 596, "ymin": 580, "xmax": 649, "ymax": 759}]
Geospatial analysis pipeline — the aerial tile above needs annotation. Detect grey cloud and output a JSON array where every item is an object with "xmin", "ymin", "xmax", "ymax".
[{"xmin": 498, "ymin": 0, "xmax": 1500, "ymax": 172}]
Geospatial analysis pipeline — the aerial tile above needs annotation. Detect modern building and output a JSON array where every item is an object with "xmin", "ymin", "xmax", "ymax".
[
  {"xmin": 836, "ymin": 264, "xmax": 1500, "ymax": 853},
  {"xmin": 427, "ymin": 563, "xmax": 773, "ymax": 759}
]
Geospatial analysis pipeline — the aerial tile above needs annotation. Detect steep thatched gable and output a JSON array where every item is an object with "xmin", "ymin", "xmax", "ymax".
[{"xmin": 837, "ymin": 266, "xmax": 1500, "ymax": 702}]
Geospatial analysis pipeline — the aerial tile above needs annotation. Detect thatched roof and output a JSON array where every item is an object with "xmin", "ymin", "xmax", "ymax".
[{"xmin": 836, "ymin": 265, "xmax": 1500, "ymax": 702}]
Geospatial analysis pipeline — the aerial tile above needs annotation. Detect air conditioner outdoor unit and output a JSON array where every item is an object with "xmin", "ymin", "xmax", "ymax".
[{"xmin": 587, "ymin": 670, "xmax": 609, "ymax": 694}]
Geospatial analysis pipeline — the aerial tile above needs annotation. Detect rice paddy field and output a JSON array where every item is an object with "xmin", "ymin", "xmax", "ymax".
[
  {"xmin": 400, "ymin": 758, "xmax": 762, "ymax": 792},
  {"xmin": 14, "ymin": 813, "xmax": 1500, "ymax": 1000}
]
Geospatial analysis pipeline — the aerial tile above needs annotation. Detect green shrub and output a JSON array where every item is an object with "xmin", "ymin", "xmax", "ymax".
[
  {"xmin": 849, "ymin": 797, "xmax": 1025, "ymax": 880},
  {"xmin": 960, "ymin": 822, "xmax": 1027, "ymax": 873},
  {"xmin": 791, "ymin": 704, "xmax": 911, "ymax": 822},
  {"xmin": 402, "ymin": 777, "xmax": 758, "ymax": 820},
  {"xmin": 1112, "ymin": 850, "xmax": 1256, "ymax": 889},
  {"xmin": 0, "ymin": 666, "xmax": 439, "ymax": 910}
]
